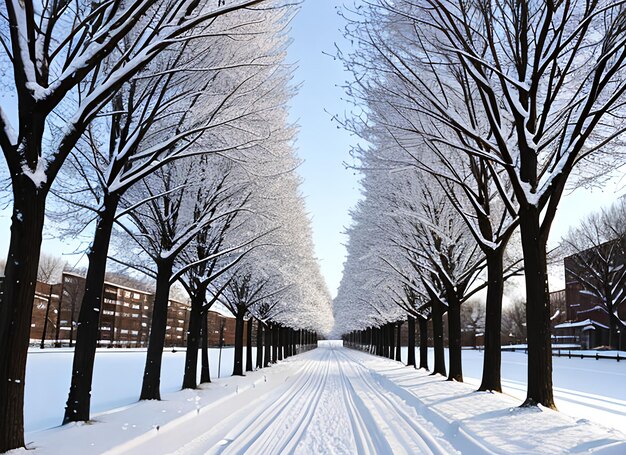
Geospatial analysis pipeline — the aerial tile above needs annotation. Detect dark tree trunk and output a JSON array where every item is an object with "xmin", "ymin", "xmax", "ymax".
[
  {"xmin": 40, "ymin": 285, "xmax": 53, "ymax": 349},
  {"xmin": 245, "ymin": 319, "xmax": 253, "ymax": 372},
  {"xmin": 264, "ymin": 322, "xmax": 272, "ymax": 367},
  {"xmin": 277, "ymin": 326, "xmax": 284, "ymax": 361},
  {"xmin": 233, "ymin": 312, "xmax": 245, "ymax": 376},
  {"xmin": 447, "ymin": 298, "xmax": 463, "ymax": 382},
  {"xmin": 407, "ymin": 315, "xmax": 416, "ymax": 367},
  {"xmin": 381, "ymin": 325, "xmax": 388, "ymax": 358},
  {"xmin": 200, "ymin": 313, "xmax": 210, "ymax": 383},
  {"xmin": 607, "ymin": 301, "xmax": 617, "ymax": 349},
  {"xmin": 283, "ymin": 328, "xmax": 290, "ymax": 357},
  {"xmin": 289, "ymin": 329, "xmax": 295, "ymax": 356},
  {"xmin": 140, "ymin": 259, "xmax": 174, "ymax": 400},
  {"xmin": 479, "ymin": 251, "xmax": 504, "ymax": 392},
  {"xmin": 419, "ymin": 316, "xmax": 429, "ymax": 370},
  {"xmin": 64, "ymin": 193, "xmax": 120, "ymax": 423},
  {"xmin": 272, "ymin": 323, "xmax": 279, "ymax": 363},
  {"xmin": 182, "ymin": 291, "xmax": 204, "ymax": 389},
  {"xmin": 372, "ymin": 327, "xmax": 379, "ymax": 355},
  {"xmin": 395, "ymin": 322, "xmax": 403, "ymax": 361},
  {"xmin": 386, "ymin": 324, "xmax": 393, "ymax": 359},
  {"xmin": 376, "ymin": 326, "xmax": 384, "ymax": 356},
  {"xmin": 432, "ymin": 301, "xmax": 446, "ymax": 376},
  {"xmin": 256, "ymin": 320, "xmax": 263, "ymax": 369},
  {"xmin": 0, "ymin": 181, "xmax": 47, "ymax": 451},
  {"xmin": 519, "ymin": 209, "xmax": 555, "ymax": 408}
]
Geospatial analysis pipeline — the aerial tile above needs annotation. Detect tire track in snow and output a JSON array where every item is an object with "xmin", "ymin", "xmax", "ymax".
[
  {"xmin": 334, "ymin": 348, "xmax": 457, "ymax": 455},
  {"xmin": 120, "ymin": 347, "xmax": 460, "ymax": 455},
  {"xmin": 211, "ymin": 347, "xmax": 333, "ymax": 454}
]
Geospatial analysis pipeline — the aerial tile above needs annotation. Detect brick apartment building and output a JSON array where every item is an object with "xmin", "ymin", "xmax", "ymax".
[
  {"xmin": 25, "ymin": 272, "xmax": 244, "ymax": 348},
  {"xmin": 552, "ymin": 251, "xmax": 626, "ymax": 350}
]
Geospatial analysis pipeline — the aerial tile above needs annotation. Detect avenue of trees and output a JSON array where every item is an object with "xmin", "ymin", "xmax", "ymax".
[
  {"xmin": 0, "ymin": 1, "xmax": 333, "ymax": 452},
  {"xmin": 335, "ymin": 0, "xmax": 626, "ymax": 410}
]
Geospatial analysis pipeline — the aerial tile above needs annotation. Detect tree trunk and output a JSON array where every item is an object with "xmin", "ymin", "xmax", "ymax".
[
  {"xmin": 40, "ymin": 285, "xmax": 53, "ymax": 349},
  {"xmin": 607, "ymin": 299, "xmax": 617, "ymax": 349},
  {"xmin": 395, "ymin": 322, "xmax": 402, "ymax": 361},
  {"xmin": 277, "ymin": 326, "xmax": 284, "ymax": 361},
  {"xmin": 233, "ymin": 312, "xmax": 245, "ymax": 376},
  {"xmin": 447, "ymin": 298, "xmax": 463, "ymax": 382},
  {"xmin": 200, "ymin": 313, "xmax": 210, "ymax": 383},
  {"xmin": 432, "ymin": 301, "xmax": 446, "ymax": 376},
  {"xmin": 381, "ymin": 325, "xmax": 387, "ymax": 357},
  {"xmin": 256, "ymin": 320, "xmax": 263, "ymax": 369},
  {"xmin": 245, "ymin": 319, "xmax": 254, "ymax": 372},
  {"xmin": 264, "ymin": 322, "xmax": 272, "ymax": 367},
  {"xmin": 387, "ymin": 323, "xmax": 394, "ymax": 359},
  {"xmin": 182, "ymin": 291, "xmax": 204, "ymax": 389},
  {"xmin": 519, "ymin": 209, "xmax": 555, "ymax": 409},
  {"xmin": 0, "ymin": 181, "xmax": 47, "ymax": 452},
  {"xmin": 376, "ymin": 326, "xmax": 384, "ymax": 356},
  {"xmin": 293, "ymin": 329, "xmax": 298, "ymax": 355},
  {"xmin": 63, "ymin": 193, "xmax": 120, "ymax": 423},
  {"xmin": 407, "ymin": 315, "xmax": 416, "ymax": 367},
  {"xmin": 288, "ymin": 329, "xmax": 294, "ymax": 357},
  {"xmin": 283, "ymin": 328, "xmax": 290, "ymax": 358},
  {"xmin": 479, "ymin": 251, "xmax": 504, "ymax": 392},
  {"xmin": 140, "ymin": 259, "xmax": 174, "ymax": 400},
  {"xmin": 419, "ymin": 316, "xmax": 429, "ymax": 370},
  {"xmin": 272, "ymin": 323, "xmax": 279, "ymax": 363}
]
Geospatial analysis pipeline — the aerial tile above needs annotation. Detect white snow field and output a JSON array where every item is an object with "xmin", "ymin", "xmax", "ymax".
[
  {"xmin": 399, "ymin": 348, "xmax": 626, "ymax": 433},
  {"xmin": 21, "ymin": 344, "xmax": 626, "ymax": 454},
  {"xmin": 24, "ymin": 347, "xmax": 245, "ymax": 434}
]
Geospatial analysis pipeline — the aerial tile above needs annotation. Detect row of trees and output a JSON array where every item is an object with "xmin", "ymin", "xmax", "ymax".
[
  {"xmin": 334, "ymin": 0, "xmax": 626, "ymax": 410},
  {"xmin": 0, "ymin": 1, "xmax": 333, "ymax": 452}
]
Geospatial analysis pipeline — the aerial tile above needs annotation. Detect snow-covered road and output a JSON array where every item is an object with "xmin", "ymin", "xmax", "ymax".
[
  {"xmin": 26, "ymin": 345, "xmax": 626, "ymax": 454},
  {"xmin": 124, "ymin": 345, "xmax": 456, "ymax": 455}
]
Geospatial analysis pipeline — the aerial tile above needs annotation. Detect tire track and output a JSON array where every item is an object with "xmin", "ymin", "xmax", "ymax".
[
  {"xmin": 334, "ymin": 348, "xmax": 456, "ymax": 455},
  {"xmin": 213, "ymin": 348, "xmax": 333, "ymax": 454},
  {"xmin": 122, "ymin": 346, "xmax": 461, "ymax": 455}
]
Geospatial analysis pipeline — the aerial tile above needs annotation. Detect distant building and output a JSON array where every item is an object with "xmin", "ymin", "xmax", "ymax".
[
  {"xmin": 27, "ymin": 272, "xmax": 243, "ymax": 348},
  {"xmin": 551, "ymin": 250, "xmax": 626, "ymax": 350}
]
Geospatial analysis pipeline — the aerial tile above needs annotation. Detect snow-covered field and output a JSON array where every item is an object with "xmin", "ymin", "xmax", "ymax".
[
  {"xmin": 24, "ymin": 347, "xmax": 251, "ymax": 434},
  {"xmin": 21, "ymin": 345, "xmax": 626, "ymax": 454},
  {"xmin": 399, "ymin": 347, "xmax": 626, "ymax": 433},
  {"xmin": 23, "ymin": 345, "xmax": 626, "ymax": 438}
]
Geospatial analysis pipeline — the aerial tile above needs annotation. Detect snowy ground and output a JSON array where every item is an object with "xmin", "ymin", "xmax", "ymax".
[
  {"xmin": 399, "ymin": 347, "xmax": 626, "ymax": 433},
  {"xmin": 25, "ymin": 347, "xmax": 249, "ymax": 434},
  {"xmin": 20, "ymin": 344, "xmax": 626, "ymax": 454}
]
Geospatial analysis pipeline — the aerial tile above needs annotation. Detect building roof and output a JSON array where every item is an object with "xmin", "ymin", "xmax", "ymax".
[{"xmin": 554, "ymin": 319, "xmax": 609, "ymax": 330}]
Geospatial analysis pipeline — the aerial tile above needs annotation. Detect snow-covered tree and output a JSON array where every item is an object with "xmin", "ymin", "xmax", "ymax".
[
  {"xmin": 61, "ymin": 3, "xmax": 291, "ymax": 420},
  {"xmin": 114, "ymin": 157, "xmax": 255, "ymax": 400},
  {"xmin": 339, "ymin": 0, "xmax": 626, "ymax": 409},
  {"xmin": 0, "ymin": 1, "xmax": 266, "ymax": 449}
]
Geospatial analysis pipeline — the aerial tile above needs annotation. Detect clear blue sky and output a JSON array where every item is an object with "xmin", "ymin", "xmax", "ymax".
[{"xmin": 286, "ymin": 0, "xmax": 361, "ymax": 297}]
